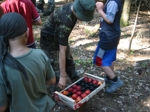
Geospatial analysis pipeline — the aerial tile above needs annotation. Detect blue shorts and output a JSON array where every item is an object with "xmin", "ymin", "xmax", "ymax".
[{"xmin": 93, "ymin": 42, "xmax": 117, "ymax": 66}]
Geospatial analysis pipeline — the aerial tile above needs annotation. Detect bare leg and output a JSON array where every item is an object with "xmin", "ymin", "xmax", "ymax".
[
  {"xmin": 100, "ymin": 62, "xmax": 116, "ymax": 79},
  {"xmin": 100, "ymin": 62, "xmax": 124, "ymax": 93},
  {"xmin": 110, "ymin": 62, "xmax": 114, "ymax": 71}
]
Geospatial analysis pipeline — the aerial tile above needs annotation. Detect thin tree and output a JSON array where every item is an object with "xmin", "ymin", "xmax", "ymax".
[{"xmin": 128, "ymin": 0, "xmax": 141, "ymax": 54}]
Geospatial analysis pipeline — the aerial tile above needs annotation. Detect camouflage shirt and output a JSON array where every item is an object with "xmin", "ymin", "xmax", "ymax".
[{"xmin": 41, "ymin": 2, "xmax": 77, "ymax": 46}]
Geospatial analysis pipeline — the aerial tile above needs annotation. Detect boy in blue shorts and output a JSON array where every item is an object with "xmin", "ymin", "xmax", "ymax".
[{"xmin": 94, "ymin": 0, "xmax": 124, "ymax": 93}]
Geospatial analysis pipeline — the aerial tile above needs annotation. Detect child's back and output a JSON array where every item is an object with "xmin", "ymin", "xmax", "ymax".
[
  {"xmin": 0, "ymin": 12, "xmax": 56, "ymax": 112},
  {"xmin": 2, "ymin": 49, "xmax": 55, "ymax": 112}
]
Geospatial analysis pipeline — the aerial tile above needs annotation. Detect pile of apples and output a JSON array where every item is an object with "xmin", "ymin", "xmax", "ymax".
[{"xmin": 61, "ymin": 77, "xmax": 103, "ymax": 103}]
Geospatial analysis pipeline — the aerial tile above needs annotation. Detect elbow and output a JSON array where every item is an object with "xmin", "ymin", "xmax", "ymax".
[
  {"xmin": 46, "ymin": 77, "xmax": 56, "ymax": 85},
  {"xmin": 51, "ymin": 77, "xmax": 56, "ymax": 84},
  {"xmin": 107, "ymin": 20, "xmax": 113, "ymax": 24},
  {"xmin": 105, "ymin": 18, "xmax": 113, "ymax": 24}
]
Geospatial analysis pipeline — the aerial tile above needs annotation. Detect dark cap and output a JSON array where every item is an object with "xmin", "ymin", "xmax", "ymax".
[{"xmin": 73, "ymin": 0, "xmax": 95, "ymax": 21}]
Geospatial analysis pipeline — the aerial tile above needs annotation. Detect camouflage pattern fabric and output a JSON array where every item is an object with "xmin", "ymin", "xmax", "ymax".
[
  {"xmin": 36, "ymin": 0, "xmax": 45, "ymax": 12},
  {"xmin": 36, "ymin": 0, "xmax": 54, "ymax": 14},
  {"xmin": 43, "ymin": 0, "xmax": 55, "ymax": 16},
  {"xmin": 39, "ymin": 0, "xmax": 45, "ymax": 4},
  {"xmin": 40, "ymin": 2, "xmax": 79, "ymax": 82},
  {"xmin": 40, "ymin": 40, "xmax": 74, "ymax": 71}
]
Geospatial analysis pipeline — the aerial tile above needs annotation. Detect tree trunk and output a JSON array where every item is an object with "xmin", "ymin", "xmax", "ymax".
[
  {"xmin": 128, "ymin": 0, "xmax": 141, "ymax": 54},
  {"xmin": 120, "ymin": 0, "xmax": 131, "ymax": 26}
]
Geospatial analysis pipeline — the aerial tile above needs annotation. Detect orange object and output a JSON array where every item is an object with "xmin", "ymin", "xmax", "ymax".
[
  {"xmin": 62, "ymin": 90, "xmax": 69, "ymax": 95},
  {"xmin": 97, "ymin": 81, "xmax": 102, "ymax": 86}
]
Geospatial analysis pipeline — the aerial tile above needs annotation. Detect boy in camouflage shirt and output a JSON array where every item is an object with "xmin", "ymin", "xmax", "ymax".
[{"xmin": 40, "ymin": 0, "xmax": 95, "ymax": 89}]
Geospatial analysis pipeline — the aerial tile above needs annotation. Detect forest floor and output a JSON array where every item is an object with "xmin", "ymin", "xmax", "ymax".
[{"xmin": 33, "ymin": 0, "xmax": 150, "ymax": 112}]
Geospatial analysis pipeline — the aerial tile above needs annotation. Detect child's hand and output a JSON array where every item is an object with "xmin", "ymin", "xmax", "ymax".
[
  {"xmin": 58, "ymin": 77, "xmax": 66, "ymax": 90},
  {"xmin": 96, "ymin": 2, "xmax": 104, "ymax": 11}
]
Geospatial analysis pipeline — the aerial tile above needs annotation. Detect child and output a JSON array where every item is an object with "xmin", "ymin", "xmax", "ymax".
[
  {"xmin": 1, "ymin": 0, "xmax": 42, "ymax": 48},
  {"xmin": 0, "ymin": 12, "xmax": 56, "ymax": 112},
  {"xmin": 94, "ymin": 0, "xmax": 124, "ymax": 93},
  {"xmin": 40, "ymin": 0, "xmax": 95, "ymax": 89}
]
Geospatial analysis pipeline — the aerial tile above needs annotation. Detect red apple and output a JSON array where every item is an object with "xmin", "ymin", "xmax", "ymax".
[
  {"xmin": 72, "ymin": 84, "xmax": 77, "ymax": 88},
  {"xmin": 88, "ymin": 78, "xmax": 93, "ymax": 83},
  {"xmin": 76, "ymin": 96, "xmax": 82, "ymax": 103},
  {"xmin": 77, "ymin": 91, "xmax": 82, "ymax": 96},
  {"xmin": 72, "ymin": 89, "xmax": 77, "ymax": 94},
  {"xmin": 76, "ymin": 85, "xmax": 81, "ymax": 91},
  {"xmin": 72, "ymin": 94, "xmax": 78, "ymax": 100},
  {"xmin": 92, "ymin": 80, "xmax": 98, "ymax": 85},
  {"xmin": 81, "ymin": 93, "xmax": 87, "ymax": 98},
  {"xmin": 85, "ymin": 89, "xmax": 91, "ymax": 95},
  {"xmin": 84, "ymin": 77, "xmax": 88, "ymax": 82},
  {"xmin": 68, "ymin": 87, "xmax": 73, "ymax": 92}
]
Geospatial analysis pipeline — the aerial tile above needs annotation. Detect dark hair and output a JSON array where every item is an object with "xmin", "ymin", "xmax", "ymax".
[{"xmin": 0, "ymin": 12, "xmax": 28, "ymax": 83}]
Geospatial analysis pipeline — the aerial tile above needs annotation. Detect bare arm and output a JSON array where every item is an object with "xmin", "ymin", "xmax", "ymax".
[
  {"xmin": 0, "ymin": 83, "xmax": 8, "ymax": 112},
  {"xmin": 45, "ymin": 59, "xmax": 56, "ymax": 85},
  {"xmin": 58, "ymin": 44, "xmax": 67, "ymax": 89},
  {"xmin": 32, "ymin": 17, "xmax": 42, "ymax": 25},
  {"xmin": 0, "ymin": 105, "xmax": 7, "ymax": 112},
  {"xmin": 46, "ymin": 76, "xmax": 56, "ymax": 85},
  {"xmin": 96, "ymin": 2, "xmax": 112, "ymax": 24},
  {"xmin": 0, "ymin": 6, "xmax": 4, "ymax": 17}
]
